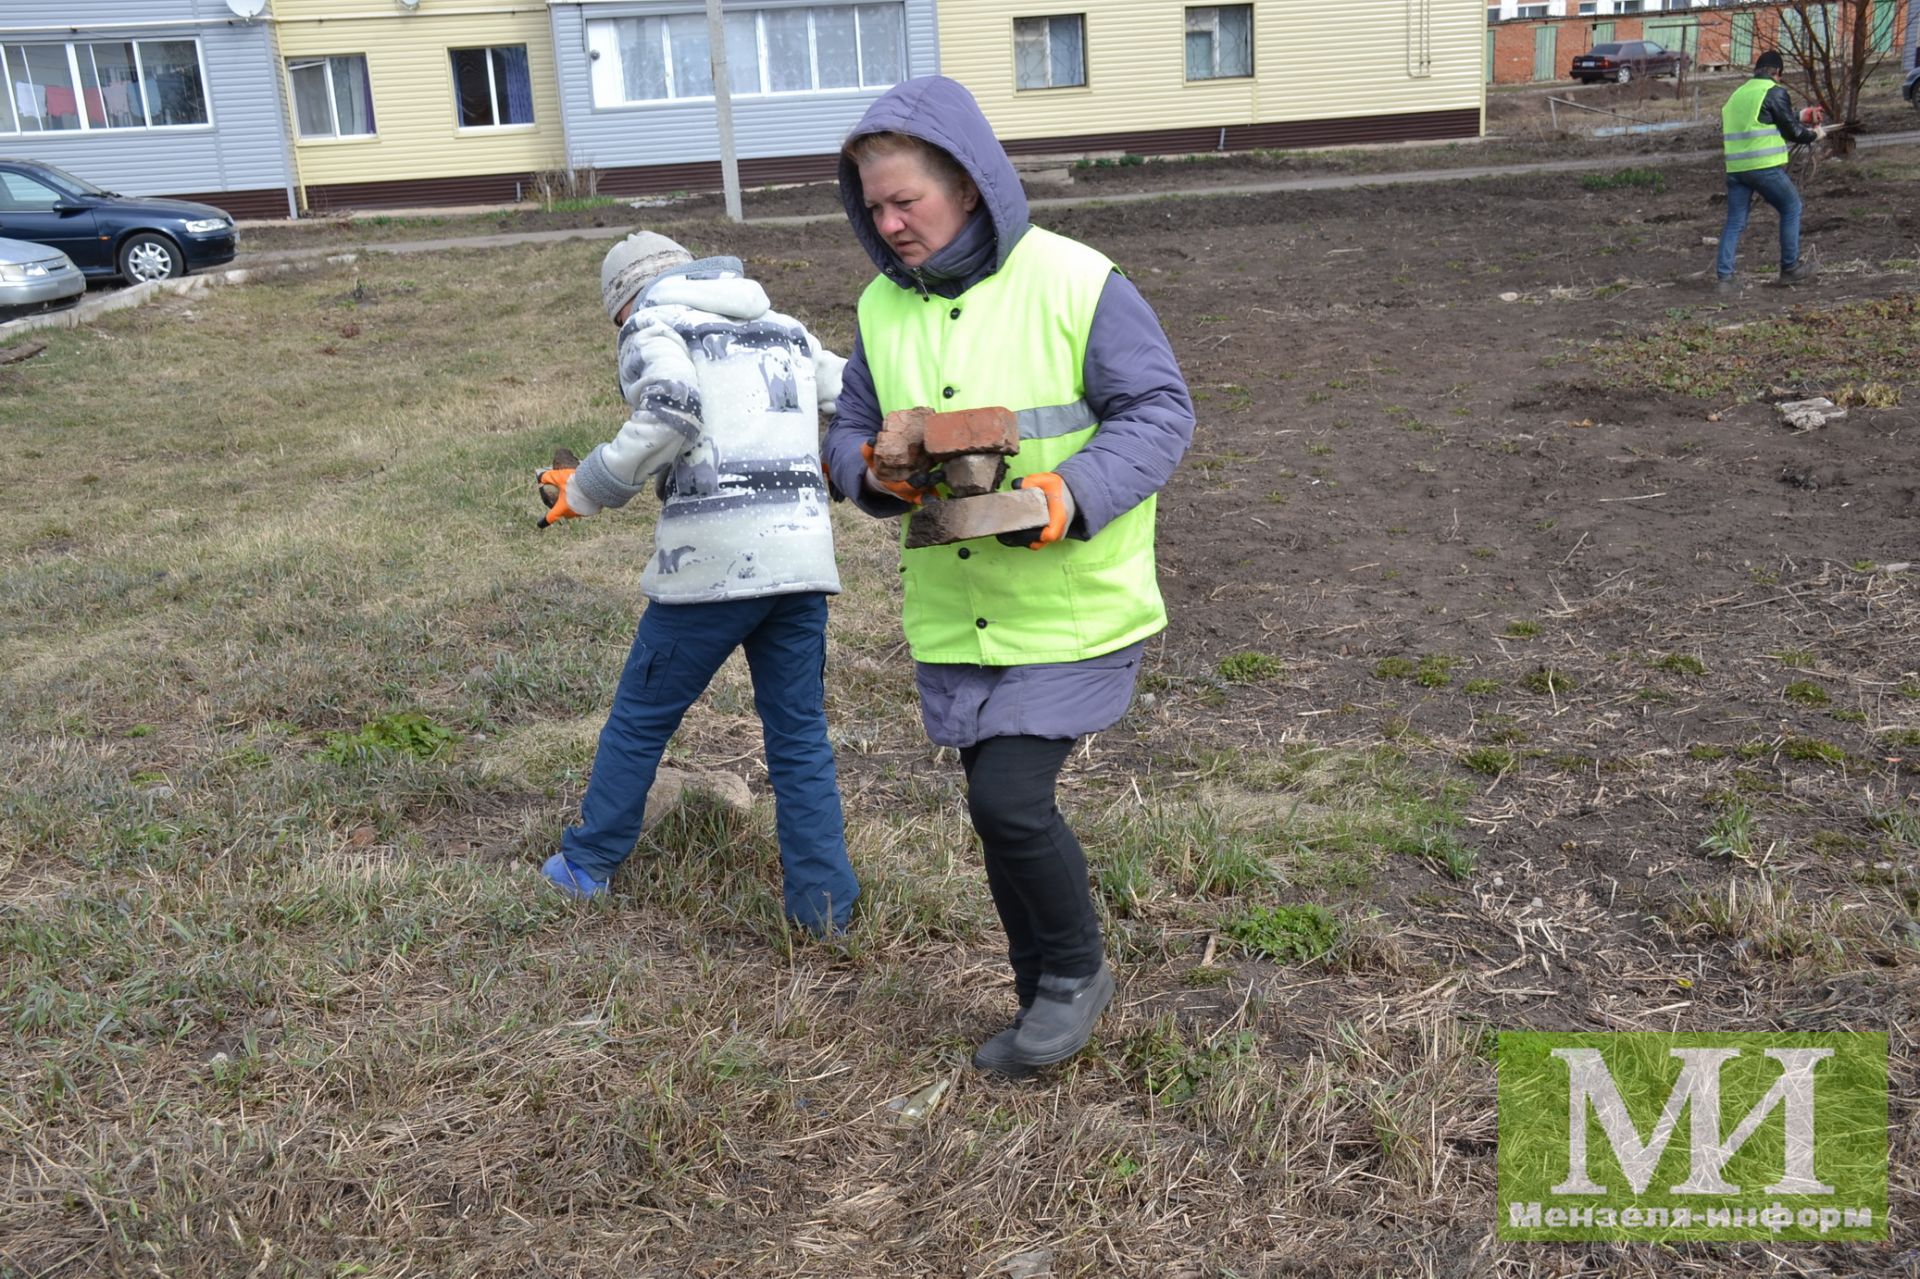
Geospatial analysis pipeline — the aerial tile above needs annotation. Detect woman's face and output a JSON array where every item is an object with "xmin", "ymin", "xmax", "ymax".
[{"xmin": 858, "ymin": 150, "xmax": 979, "ymax": 269}]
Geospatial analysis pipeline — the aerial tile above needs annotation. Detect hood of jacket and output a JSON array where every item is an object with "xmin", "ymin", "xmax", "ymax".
[
  {"xmin": 637, "ymin": 255, "xmax": 770, "ymax": 321},
  {"xmin": 838, "ymin": 76, "xmax": 1029, "ymax": 293}
]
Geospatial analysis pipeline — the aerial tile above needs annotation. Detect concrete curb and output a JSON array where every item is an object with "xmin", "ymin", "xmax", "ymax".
[{"xmin": 0, "ymin": 253, "xmax": 360, "ymax": 345}]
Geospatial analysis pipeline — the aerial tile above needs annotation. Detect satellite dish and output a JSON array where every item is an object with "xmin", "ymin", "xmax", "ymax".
[{"xmin": 225, "ymin": 0, "xmax": 267, "ymax": 18}]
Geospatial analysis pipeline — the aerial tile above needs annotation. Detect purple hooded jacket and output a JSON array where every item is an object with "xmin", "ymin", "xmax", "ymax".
[{"xmin": 824, "ymin": 77, "xmax": 1194, "ymax": 746}]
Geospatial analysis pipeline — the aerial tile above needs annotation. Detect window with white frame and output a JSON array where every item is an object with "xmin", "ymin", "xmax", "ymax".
[
  {"xmin": 0, "ymin": 38, "xmax": 208, "ymax": 135},
  {"xmin": 586, "ymin": 4, "xmax": 905, "ymax": 106},
  {"xmin": 1616, "ymin": 1, "xmax": 1645, "ymax": 13},
  {"xmin": 1185, "ymin": 6, "xmax": 1252, "ymax": 79},
  {"xmin": 1578, "ymin": 2, "xmax": 1598, "ymax": 14},
  {"xmin": 451, "ymin": 45, "xmax": 534, "ymax": 128},
  {"xmin": 288, "ymin": 55, "xmax": 374, "ymax": 138},
  {"xmin": 1516, "ymin": 4, "xmax": 1548, "ymax": 17},
  {"xmin": 1014, "ymin": 14, "xmax": 1086, "ymax": 90}
]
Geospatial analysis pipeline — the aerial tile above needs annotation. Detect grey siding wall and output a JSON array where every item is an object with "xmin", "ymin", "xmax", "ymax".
[
  {"xmin": 550, "ymin": 0, "xmax": 939, "ymax": 171},
  {"xmin": 0, "ymin": 0, "xmax": 293, "ymax": 212}
]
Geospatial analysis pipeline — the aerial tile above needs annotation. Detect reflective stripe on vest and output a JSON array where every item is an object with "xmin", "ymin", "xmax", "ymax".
[
  {"xmin": 856, "ymin": 226, "xmax": 1168, "ymax": 665},
  {"xmin": 1723, "ymin": 78, "xmax": 1789, "ymax": 172}
]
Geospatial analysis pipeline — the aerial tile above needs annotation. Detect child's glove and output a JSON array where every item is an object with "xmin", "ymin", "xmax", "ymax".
[
  {"xmin": 536, "ymin": 447, "xmax": 582, "ymax": 529},
  {"xmin": 995, "ymin": 472, "xmax": 1075, "ymax": 550}
]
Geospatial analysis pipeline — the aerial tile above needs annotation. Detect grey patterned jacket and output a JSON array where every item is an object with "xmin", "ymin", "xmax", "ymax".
[{"xmin": 566, "ymin": 256, "xmax": 844, "ymax": 604}]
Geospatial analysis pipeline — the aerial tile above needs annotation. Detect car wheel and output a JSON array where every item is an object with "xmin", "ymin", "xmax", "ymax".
[
  {"xmin": 119, "ymin": 233, "xmax": 184, "ymax": 284},
  {"xmin": 1616, "ymin": 66, "xmax": 1633, "ymax": 83}
]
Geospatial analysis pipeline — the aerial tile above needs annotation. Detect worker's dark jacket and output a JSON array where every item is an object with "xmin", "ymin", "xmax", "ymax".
[{"xmin": 1755, "ymin": 77, "xmax": 1819, "ymax": 146}]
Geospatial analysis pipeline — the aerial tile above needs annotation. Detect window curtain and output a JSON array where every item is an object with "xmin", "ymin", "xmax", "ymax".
[
  {"xmin": 498, "ymin": 45, "xmax": 533, "ymax": 124},
  {"xmin": 1049, "ymin": 16, "xmax": 1084, "ymax": 87},
  {"xmin": 856, "ymin": 4, "xmax": 905, "ymax": 86},
  {"xmin": 333, "ymin": 56, "xmax": 374, "ymax": 135},
  {"xmin": 1185, "ymin": 28, "xmax": 1212, "ymax": 79},
  {"xmin": 1220, "ymin": 8, "xmax": 1252, "ymax": 76},
  {"xmin": 665, "ymin": 15, "xmax": 713, "ymax": 97}
]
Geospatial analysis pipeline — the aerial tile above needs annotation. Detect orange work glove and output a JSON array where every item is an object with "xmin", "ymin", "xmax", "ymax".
[
  {"xmin": 536, "ymin": 446, "xmax": 583, "ymax": 529},
  {"xmin": 1007, "ymin": 471, "xmax": 1075, "ymax": 550},
  {"xmin": 861, "ymin": 441, "xmax": 931, "ymax": 505}
]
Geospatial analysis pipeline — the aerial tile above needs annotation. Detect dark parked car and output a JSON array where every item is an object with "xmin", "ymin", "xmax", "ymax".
[
  {"xmin": 1570, "ymin": 41, "xmax": 1690, "ymax": 84},
  {"xmin": 0, "ymin": 159, "xmax": 236, "ymax": 285}
]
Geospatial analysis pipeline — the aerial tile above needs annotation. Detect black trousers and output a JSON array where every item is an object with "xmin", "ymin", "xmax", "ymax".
[{"xmin": 959, "ymin": 735, "xmax": 1105, "ymax": 1007}]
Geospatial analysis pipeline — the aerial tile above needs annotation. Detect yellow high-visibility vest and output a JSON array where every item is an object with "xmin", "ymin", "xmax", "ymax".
[
  {"xmin": 857, "ymin": 227, "xmax": 1167, "ymax": 664},
  {"xmin": 1724, "ymin": 77, "xmax": 1791, "ymax": 172}
]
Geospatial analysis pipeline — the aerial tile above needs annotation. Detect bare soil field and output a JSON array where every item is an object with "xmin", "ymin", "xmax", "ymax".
[{"xmin": 2, "ymin": 142, "xmax": 1917, "ymax": 1277}]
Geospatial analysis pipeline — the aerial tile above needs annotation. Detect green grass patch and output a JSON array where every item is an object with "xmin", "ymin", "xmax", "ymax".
[
  {"xmin": 1458, "ymin": 746, "xmax": 1514, "ymax": 777},
  {"xmin": 320, "ymin": 711, "xmax": 456, "ymax": 765},
  {"xmin": 1216, "ymin": 651, "xmax": 1284, "ymax": 683},
  {"xmin": 1782, "ymin": 736, "xmax": 1848, "ymax": 767},
  {"xmin": 1519, "ymin": 668, "xmax": 1577, "ymax": 696},
  {"xmin": 1225, "ymin": 903, "xmax": 1340, "ymax": 965},
  {"xmin": 1653, "ymin": 653, "xmax": 1707, "ymax": 677},
  {"xmin": 1581, "ymin": 167, "xmax": 1665, "ymax": 192},
  {"xmin": 1783, "ymin": 681, "xmax": 1831, "ymax": 707},
  {"xmin": 1596, "ymin": 294, "xmax": 1920, "ymax": 401},
  {"xmin": 1699, "ymin": 797, "xmax": 1757, "ymax": 861}
]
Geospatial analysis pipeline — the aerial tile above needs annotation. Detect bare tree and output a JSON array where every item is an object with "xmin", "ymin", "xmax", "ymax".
[{"xmin": 1769, "ymin": 0, "xmax": 1906, "ymax": 151}]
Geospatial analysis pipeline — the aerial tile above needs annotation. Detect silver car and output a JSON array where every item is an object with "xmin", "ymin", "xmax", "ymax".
[{"xmin": 0, "ymin": 235, "xmax": 86, "ymax": 317}]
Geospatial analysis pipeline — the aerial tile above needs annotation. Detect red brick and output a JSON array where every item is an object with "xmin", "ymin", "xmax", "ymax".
[{"xmin": 923, "ymin": 406, "xmax": 1020, "ymax": 460}]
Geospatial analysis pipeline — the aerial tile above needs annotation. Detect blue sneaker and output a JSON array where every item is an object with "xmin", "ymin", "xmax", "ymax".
[{"xmin": 541, "ymin": 853, "xmax": 608, "ymax": 899}]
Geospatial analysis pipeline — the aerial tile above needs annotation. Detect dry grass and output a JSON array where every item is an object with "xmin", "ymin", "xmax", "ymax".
[{"xmin": 2, "ymin": 240, "xmax": 1915, "ymax": 1277}]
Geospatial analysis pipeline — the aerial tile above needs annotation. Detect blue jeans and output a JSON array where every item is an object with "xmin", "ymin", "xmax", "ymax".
[
  {"xmin": 1716, "ymin": 167, "xmax": 1802, "ymax": 279},
  {"xmin": 560, "ymin": 591, "xmax": 857, "ymax": 932}
]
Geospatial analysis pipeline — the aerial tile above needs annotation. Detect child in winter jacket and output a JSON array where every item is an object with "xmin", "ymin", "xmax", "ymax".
[{"xmin": 536, "ymin": 231, "xmax": 859, "ymax": 934}]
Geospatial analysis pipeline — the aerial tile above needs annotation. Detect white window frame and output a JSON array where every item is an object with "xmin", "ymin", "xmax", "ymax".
[
  {"xmin": 450, "ymin": 44, "xmax": 534, "ymax": 131},
  {"xmin": 1013, "ymin": 14, "xmax": 1087, "ymax": 92},
  {"xmin": 586, "ymin": 5, "xmax": 906, "ymax": 108},
  {"xmin": 286, "ymin": 55, "xmax": 376, "ymax": 141},
  {"xmin": 0, "ymin": 37, "xmax": 213, "ymax": 136},
  {"xmin": 1184, "ymin": 6, "xmax": 1253, "ymax": 81}
]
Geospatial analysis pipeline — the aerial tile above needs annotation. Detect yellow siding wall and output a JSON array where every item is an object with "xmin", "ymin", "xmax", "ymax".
[
  {"xmin": 939, "ymin": 1, "xmax": 1485, "ymax": 142},
  {"xmin": 274, "ymin": 0, "xmax": 563, "ymax": 188}
]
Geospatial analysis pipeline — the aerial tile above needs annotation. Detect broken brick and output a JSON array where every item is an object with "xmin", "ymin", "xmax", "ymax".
[
  {"xmin": 940, "ymin": 453, "xmax": 1007, "ymax": 497},
  {"xmin": 873, "ymin": 405, "xmax": 933, "ymax": 482},
  {"xmin": 904, "ymin": 488, "xmax": 1049, "ymax": 549}
]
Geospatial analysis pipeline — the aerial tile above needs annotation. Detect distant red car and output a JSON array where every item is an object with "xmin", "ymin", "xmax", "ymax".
[{"xmin": 1570, "ymin": 41, "xmax": 1690, "ymax": 83}]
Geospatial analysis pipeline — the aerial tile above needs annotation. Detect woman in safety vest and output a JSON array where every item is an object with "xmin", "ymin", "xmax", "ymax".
[{"xmin": 823, "ymin": 77, "xmax": 1195, "ymax": 1076}]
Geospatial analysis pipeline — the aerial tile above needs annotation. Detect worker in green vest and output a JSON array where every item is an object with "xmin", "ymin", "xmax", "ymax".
[
  {"xmin": 824, "ymin": 78, "xmax": 1195, "ymax": 1077},
  {"xmin": 1715, "ymin": 49, "xmax": 1827, "ymax": 291}
]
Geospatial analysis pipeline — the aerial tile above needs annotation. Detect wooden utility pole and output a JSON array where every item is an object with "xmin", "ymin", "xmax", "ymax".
[{"xmin": 705, "ymin": 0, "xmax": 744, "ymax": 222}]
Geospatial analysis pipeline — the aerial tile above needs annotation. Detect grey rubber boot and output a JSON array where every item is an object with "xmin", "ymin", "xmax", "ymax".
[
  {"xmin": 1012, "ymin": 965, "xmax": 1114, "ymax": 1066},
  {"xmin": 971, "ymin": 1009, "xmax": 1036, "ymax": 1078}
]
